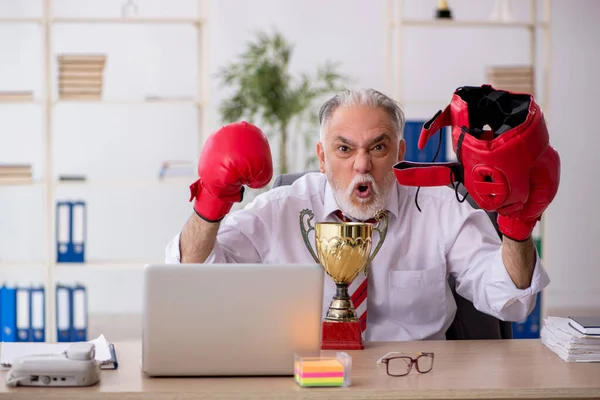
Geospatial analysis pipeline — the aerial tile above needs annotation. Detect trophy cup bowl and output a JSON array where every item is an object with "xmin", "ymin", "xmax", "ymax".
[
  {"xmin": 300, "ymin": 209, "xmax": 388, "ymax": 350},
  {"xmin": 316, "ymin": 222, "xmax": 373, "ymax": 322}
]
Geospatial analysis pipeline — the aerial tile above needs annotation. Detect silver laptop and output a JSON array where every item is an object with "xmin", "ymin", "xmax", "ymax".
[{"xmin": 142, "ymin": 263, "xmax": 324, "ymax": 377}]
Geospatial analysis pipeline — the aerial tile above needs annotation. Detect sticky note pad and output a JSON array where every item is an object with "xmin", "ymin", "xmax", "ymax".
[{"xmin": 294, "ymin": 353, "xmax": 352, "ymax": 387}]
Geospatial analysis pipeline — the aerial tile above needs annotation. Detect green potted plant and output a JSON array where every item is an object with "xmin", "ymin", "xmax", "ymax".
[{"xmin": 216, "ymin": 29, "xmax": 350, "ymax": 176}]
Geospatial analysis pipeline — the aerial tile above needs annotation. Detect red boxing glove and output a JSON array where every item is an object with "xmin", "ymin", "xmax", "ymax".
[{"xmin": 189, "ymin": 121, "xmax": 273, "ymax": 222}]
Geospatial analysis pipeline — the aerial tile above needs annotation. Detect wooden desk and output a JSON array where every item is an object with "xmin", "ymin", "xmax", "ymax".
[{"xmin": 1, "ymin": 339, "xmax": 599, "ymax": 399}]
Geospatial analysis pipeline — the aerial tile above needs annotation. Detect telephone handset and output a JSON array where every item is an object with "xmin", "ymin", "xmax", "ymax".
[{"xmin": 5, "ymin": 342, "xmax": 101, "ymax": 387}]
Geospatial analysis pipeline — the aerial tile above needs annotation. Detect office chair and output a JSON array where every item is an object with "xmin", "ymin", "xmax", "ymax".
[{"xmin": 272, "ymin": 171, "xmax": 513, "ymax": 340}]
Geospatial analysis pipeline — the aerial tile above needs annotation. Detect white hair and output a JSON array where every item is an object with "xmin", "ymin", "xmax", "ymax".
[{"xmin": 318, "ymin": 88, "xmax": 405, "ymax": 143}]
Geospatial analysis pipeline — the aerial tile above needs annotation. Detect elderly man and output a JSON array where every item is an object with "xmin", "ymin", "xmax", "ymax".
[{"xmin": 165, "ymin": 88, "xmax": 550, "ymax": 342}]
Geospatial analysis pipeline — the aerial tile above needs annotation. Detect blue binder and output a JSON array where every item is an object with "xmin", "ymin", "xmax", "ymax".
[
  {"xmin": 29, "ymin": 286, "xmax": 45, "ymax": 342},
  {"xmin": 70, "ymin": 283, "xmax": 87, "ymax": 341},
  {"xmin": 16, "ymin": 287, "xmax": 31, "ymax": 342},
  {"xmin": 56, "ymin": 284, "xmax": 73, "ymax": 342},
  {"xmin": 56, "ymin": 201, "xmax": 87, "ymax": 263},
  {"xmin": 403, "ymin": 120, "xmax": 448, "ymax": 163},
  {"xmin": 1, "ymin": 285, "xmax": 17, "ymax": 342},
  {"xmin": 57, "ymin": 201, "xmax": 72, "ymax": 262},
  {"xmin": 512, "ymin": 292, "xmax": 542, "ymax": 339},
  {"xmin": 71, "ymin": 201, "xmax": 86, "ymax": 263}
]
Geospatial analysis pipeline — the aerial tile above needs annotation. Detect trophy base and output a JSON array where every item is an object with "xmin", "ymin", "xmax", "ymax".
[
  {"xmin": 436, "ymin": 9, "xmax": 452, "ymax": 19},
  {"xmin": 321, "ymin": 320, "xmax": 364, "ymax": 350}
]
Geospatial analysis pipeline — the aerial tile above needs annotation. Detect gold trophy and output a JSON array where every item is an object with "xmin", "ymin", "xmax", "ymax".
[{"xmin": 299, "ymin": 209, "xmax": 388, "ymax": 350}]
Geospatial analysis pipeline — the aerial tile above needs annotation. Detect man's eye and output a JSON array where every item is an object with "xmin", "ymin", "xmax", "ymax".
[
  {"xmin": 338, "ymin": 145, "xmax": 350, "ymax": 152},
  {"xmin": 373, "ymin": 144, "xmax": 385, "ymax": 151}
]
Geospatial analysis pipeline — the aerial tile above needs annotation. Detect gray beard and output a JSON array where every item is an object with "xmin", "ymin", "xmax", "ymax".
[{"xmin": 326, "ymin": 170, "xmax": 396, "ymax": 221}]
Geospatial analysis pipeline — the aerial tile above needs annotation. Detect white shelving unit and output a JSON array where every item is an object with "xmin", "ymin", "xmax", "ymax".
[
  {"xmin": 385, "ymin": 0, "xmax": 552, "ymax": 318},
  {"xmin": 0, "ymin": 0, "xmax": 210, "ymax": 342},
  {"xmin": 386, "ymin": 0, "xmax": 551, "ymax": 109}
]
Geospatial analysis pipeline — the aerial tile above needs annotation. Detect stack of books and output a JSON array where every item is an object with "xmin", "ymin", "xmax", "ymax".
[
  {"xmin": 0, "ymin": 164, "xmax": 32, "ymax": 184},
  {"xmin": 0, "ymin": 91, "xmax": 34, "ymax": 102},
  {"xmin": 57, "ymin": 54, "xmax": 106, "ymax": 100},
  {"xmin": 486, "ymin": 65, "xmax": 535, "ymax": 96},
  {"xmin": 541, "ymin": 316, "xmax": 600, "ymax": 362}
]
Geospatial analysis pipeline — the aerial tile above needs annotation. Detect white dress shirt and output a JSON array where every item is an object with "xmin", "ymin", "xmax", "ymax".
[{"xmin": 165, "ymin": 172, "xmax": 550, "ymax": 341}]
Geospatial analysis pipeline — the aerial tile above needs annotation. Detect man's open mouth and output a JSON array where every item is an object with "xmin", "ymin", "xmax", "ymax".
[{"xmin": 354, "ymin": 182, "xmax": 372, "ymax": 199}]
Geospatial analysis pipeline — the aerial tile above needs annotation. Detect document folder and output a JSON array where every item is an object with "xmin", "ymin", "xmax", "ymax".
[
  {"xmin": 30, "ymin": 286, "xmax": 45, "ymax": 342},
  {"xmin": 1, "ymin": 286, "xmax": 17, "ymax": 342},
  {"xmin": 71, "ymin": 201, "xmax": 86, "ymax": 263},
  {"xmin": 56, "ymin": 201, "xmax": 72, "ymax": 262},
  {"xmin": 71, "ymin": 284, "xmax": 87, "ymax": 341},
  {"xmin": 56, "ymin": 200, "xmax": 87, "ymax": 263},
  {"xmin": 56, "ymin": 285, "xmax": 72, "ymax": 342},
  {"xmin": 16, "ymin": 287, "xmax": 31, "ymax": 342}
]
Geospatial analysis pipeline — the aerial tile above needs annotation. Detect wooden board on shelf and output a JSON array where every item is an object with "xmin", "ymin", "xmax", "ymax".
[{"xmin": 0, "ymin": 91, "xmax": 34, "ymax": 102}]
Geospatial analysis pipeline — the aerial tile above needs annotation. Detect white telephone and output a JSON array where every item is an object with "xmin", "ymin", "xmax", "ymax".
[{"xmin": 5, "ymin": 342, "xmax": 101, "ymax": 387}]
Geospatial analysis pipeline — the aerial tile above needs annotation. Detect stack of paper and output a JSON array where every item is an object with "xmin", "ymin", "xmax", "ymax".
[
  {"xmin": 57, "ymin": 54, "xmax": 106, "ymax": 100},
  {"xmin": 486, "ymin": 65, "xmax": 535, "ymax": 96},
  {"xmin": 0, "ymin": 334, "xmax": 117, "ymax": 370},
  {"xmin": 541, "ymin": 316, "xmax": 600, "ymax": 362}
]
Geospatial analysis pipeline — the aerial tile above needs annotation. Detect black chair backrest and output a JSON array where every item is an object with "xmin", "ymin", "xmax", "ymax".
[{"xmin": 272, "ymin": 172, "xmax": 512, "ymax": 340}]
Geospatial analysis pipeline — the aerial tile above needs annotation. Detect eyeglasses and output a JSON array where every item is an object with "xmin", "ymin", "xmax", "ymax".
[{"xmin": 376, "ymin": 351, "xmax": 435, "ymax": 377}]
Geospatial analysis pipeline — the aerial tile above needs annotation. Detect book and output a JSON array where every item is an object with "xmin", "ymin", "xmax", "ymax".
[{"xmin": 569, "ymin": 316, "xmax": 600, "ymax": 335}]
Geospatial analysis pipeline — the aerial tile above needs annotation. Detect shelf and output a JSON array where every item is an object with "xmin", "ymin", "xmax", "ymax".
[
  {"xmin": 53, "ymin": 99, "xmax": 202, "ymax": 106},
  {"xmin": 391, "ymin": 20, "xmax": 549, "ymax": 29},
  {"xmin": 56, "ymin": 178, "xmax": 193, "ymax": 187},
  {"xmin": 0, "ymin": 100, "xmax": 43, "ymax": 105},
  {"xmin": 1, "ymin": 260, "xmax": 161, "ymax": 269},
  {"xmin": 0, "ymin": 259, "xmax": 165, "ymax": 269},
  {"xmin": 0, "ymin": 18, "xmax": 43, "ymax": 24},
  {"xmin": 0, "ymin": 261, "xmax": 46, "ymax": 267},
  {"xmin": 2, "ymin": 0, "xmax": 209, "ymax": 343},
  {"xmin": 56, "ymin": 260, "xmax": 158, "ymax": 269},
  {"xmin": 0, "ymin": 179, "xmax": 194, "ymax": 187},
  {"xmin": 400, "ymin": 99, "xmax": 546, "ymax": 107},
  {"xmin": 51, "ymin": 17, "xmax": 203, "ymax": 26},
  {"xmin": 0, "ymin": 179, "xmax": 43, "ymax": 186}
]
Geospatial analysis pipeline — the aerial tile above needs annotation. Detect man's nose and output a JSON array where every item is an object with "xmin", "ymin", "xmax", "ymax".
[{"xmin": 353, "ymin": 151, "xmax": 372, "ymax": 174}]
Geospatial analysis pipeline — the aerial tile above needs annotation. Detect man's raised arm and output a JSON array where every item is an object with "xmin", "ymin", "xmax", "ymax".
[{"xmin": 175, "ymin": 121, "xmax": 273, "ymax": 263}]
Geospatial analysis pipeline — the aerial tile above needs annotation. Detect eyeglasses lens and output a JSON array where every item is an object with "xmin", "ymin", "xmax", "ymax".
[
  {"xmin": 417, "ymin": 355, "xmax": 433, "ymax": 373},
  {"xmin": 387, "ymin": 356, "xmax": 412, "ymax": 376}
]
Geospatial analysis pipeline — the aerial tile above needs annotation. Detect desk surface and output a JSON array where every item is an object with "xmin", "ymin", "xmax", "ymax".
[{"xmin": 1, "ymin": 339, "xmax": 599, "ymax": 399}]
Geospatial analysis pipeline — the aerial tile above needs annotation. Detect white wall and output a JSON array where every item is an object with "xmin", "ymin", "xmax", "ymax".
[
  {"xmin": 0, "ymin": 0, "xmax": 598, "ymax": 337},
  {"xmin": 542, "ymin": 0, "xmax": 600, "ymax": 311}
]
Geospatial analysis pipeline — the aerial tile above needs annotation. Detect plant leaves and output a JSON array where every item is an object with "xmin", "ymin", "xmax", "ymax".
[{"xmin": 216, "ymin": 28, "xmax": 351, "ymax": 174}]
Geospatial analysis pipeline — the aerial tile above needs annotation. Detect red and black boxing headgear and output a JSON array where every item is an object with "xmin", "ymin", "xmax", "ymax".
[{"xmin": 393, "ymin": 84, "xmax": 553, "ymax": 214}]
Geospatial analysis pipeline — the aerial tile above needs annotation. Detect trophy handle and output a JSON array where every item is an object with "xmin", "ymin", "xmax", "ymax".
[
  {"xmin": 365, "ymin": 210, "xmax": 389, "ymax": 275},
  {"xmin": 299, "ymin": 209, "xmax": 320, "ymax": 264}
]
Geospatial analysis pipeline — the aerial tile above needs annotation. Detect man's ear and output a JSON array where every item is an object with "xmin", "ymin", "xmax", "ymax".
[
  {"xmin": 397, "ymin": 139, "xmax": 406, "ymax": 161},
  {"xmin": 316, "ymin": 142, "xmax": 325, "ymax": 173}
]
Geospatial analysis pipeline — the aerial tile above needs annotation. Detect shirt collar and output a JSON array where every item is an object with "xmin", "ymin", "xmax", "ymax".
[{"xmin": 323, "ymin": 179, "xmax": 401, "ymax": 221}]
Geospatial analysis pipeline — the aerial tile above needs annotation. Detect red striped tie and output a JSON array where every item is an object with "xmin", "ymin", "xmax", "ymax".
[{"xmin": 333, "ymin": 210, "xmax": 374, "ymax": 336}]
